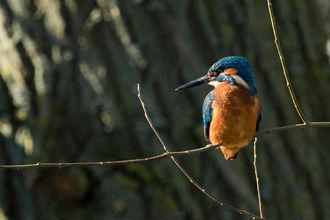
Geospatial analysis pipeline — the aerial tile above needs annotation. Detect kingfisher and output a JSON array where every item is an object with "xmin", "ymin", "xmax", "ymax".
[{"xmin": 176, "ymin": 56, "xmax": 262, "ymax": 160}]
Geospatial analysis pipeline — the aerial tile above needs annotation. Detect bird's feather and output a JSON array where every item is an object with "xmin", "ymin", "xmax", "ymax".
[{"xmin": 202, "ymin": 90, "xmax": 215, "ymax": 140}]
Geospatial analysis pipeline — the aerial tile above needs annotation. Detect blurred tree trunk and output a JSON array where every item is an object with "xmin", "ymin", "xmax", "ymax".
[{"xmin": 0, "ymin": 0, "xmax": 329, "ymax": 219}]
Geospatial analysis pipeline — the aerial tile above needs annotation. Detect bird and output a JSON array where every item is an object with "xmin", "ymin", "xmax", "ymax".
[{"xmin": 176, "ymin": 56, "xmax": 262, "ymax": 160}]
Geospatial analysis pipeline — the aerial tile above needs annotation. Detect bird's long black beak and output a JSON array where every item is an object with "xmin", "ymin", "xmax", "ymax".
[{"xmin": 175, "ymin": 76, "xmax": 211, "ymax": 91}]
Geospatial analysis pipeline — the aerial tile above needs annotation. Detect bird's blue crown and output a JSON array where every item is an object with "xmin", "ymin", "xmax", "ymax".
[{"xmin": 208, "ymin": 56, "xmax": 257, "ymax": 92}]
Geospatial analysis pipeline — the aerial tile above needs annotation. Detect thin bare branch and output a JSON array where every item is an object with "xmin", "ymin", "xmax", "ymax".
[
  {"xmin": 137, "ymin": 84, "xmax": 265, "ymax": 220},
  {"xmin": 253, "ymin": 138, "xmax": 264, "ymax": 218},
  {"xmin": 255, "ymin": 122, "xmax": 330, "ymax": 136},
  {"xmin": 0, "ymin": 144, "xmax": 221, "ymax": 169},
  {"xmin": 267, "ymin": 0, "xmax": 309, "ymax": 124}
]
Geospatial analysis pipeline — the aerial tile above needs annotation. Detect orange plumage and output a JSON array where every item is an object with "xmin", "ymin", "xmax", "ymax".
[{"xmin": 210, "ymin": 83, "xmax": 261, "ymax": 159}]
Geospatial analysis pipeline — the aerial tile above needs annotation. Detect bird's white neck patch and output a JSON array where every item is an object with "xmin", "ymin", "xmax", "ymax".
[{"xmin": 232, "ymin": 75, "xmax": 251, "ymax": 90}]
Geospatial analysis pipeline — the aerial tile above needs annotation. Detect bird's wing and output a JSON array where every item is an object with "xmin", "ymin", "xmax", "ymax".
[
  {"xmin": 256, "ymin": 108, "xmax": 262, "ymax": 131},
  {"xmin": 202, "ymin": 90, "xmax": 215, "ymax": 141}
]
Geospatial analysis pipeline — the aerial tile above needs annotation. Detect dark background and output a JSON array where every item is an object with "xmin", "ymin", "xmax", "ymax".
[{"xmin": 0, "ymin": 0, "xmax": 330, "ymax": 219}]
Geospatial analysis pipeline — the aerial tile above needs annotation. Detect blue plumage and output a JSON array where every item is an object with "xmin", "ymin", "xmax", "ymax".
[
  {"xmin": 216, "ymin": 74, "xmax": 235, "ymax": 85},
  {"xmin": 202, "ymin": 91, "xmax": 214, "ymax": 140},
  {"xmin": 209, "ymin": 56, "xmax": 257, "ymax": 93}
]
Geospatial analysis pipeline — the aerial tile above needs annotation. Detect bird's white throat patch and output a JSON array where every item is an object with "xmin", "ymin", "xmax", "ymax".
[{"xmin": 208, "ymin": 81, "xmax": 222, "ymax": 87}]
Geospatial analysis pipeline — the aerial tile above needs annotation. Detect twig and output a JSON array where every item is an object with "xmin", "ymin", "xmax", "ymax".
[
  {"xmin": 255, "ymin": 122, "xmax": 330, "ymax": 136},
  {"xmin": 253, "ymin": 138, "xmax": 263, "ymax": 218},
  {"xmin": 0, "ymin": 144, "xmax": 220, "ymax": 169},
  {"xmin": 267, "ymin": 0, "xmax": 309, "ymax": 124},
  {"xmin": 137, "ymin": 84, "xmax": 265, "ymax": 220}
]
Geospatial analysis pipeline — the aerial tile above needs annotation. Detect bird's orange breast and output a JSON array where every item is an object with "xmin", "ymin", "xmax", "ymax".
[{"xmin": 209, "ymin": 83, "xmax": 261, "ymax": 159}]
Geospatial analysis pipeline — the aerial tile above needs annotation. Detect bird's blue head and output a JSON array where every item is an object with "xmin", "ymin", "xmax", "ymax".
[{"xmin": 176, "ymin": 56, "xmax": 257, "ymax": 95}]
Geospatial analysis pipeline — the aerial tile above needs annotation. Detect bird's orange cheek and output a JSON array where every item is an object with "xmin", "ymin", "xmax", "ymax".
[{"xmin": 222, "ymin": 68, "xmax": 238, "ymax": 76}]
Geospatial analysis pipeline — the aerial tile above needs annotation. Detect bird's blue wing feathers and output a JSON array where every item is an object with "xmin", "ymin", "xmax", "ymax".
[{"xmin": 202, "ymin": 90, "xmax": 215, "ymax": 141}]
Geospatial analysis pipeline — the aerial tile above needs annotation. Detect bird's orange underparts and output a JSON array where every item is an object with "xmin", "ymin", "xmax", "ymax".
[{"xmin": 176, "ymin": 56, "xmax": 262, "ymax": 160}]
